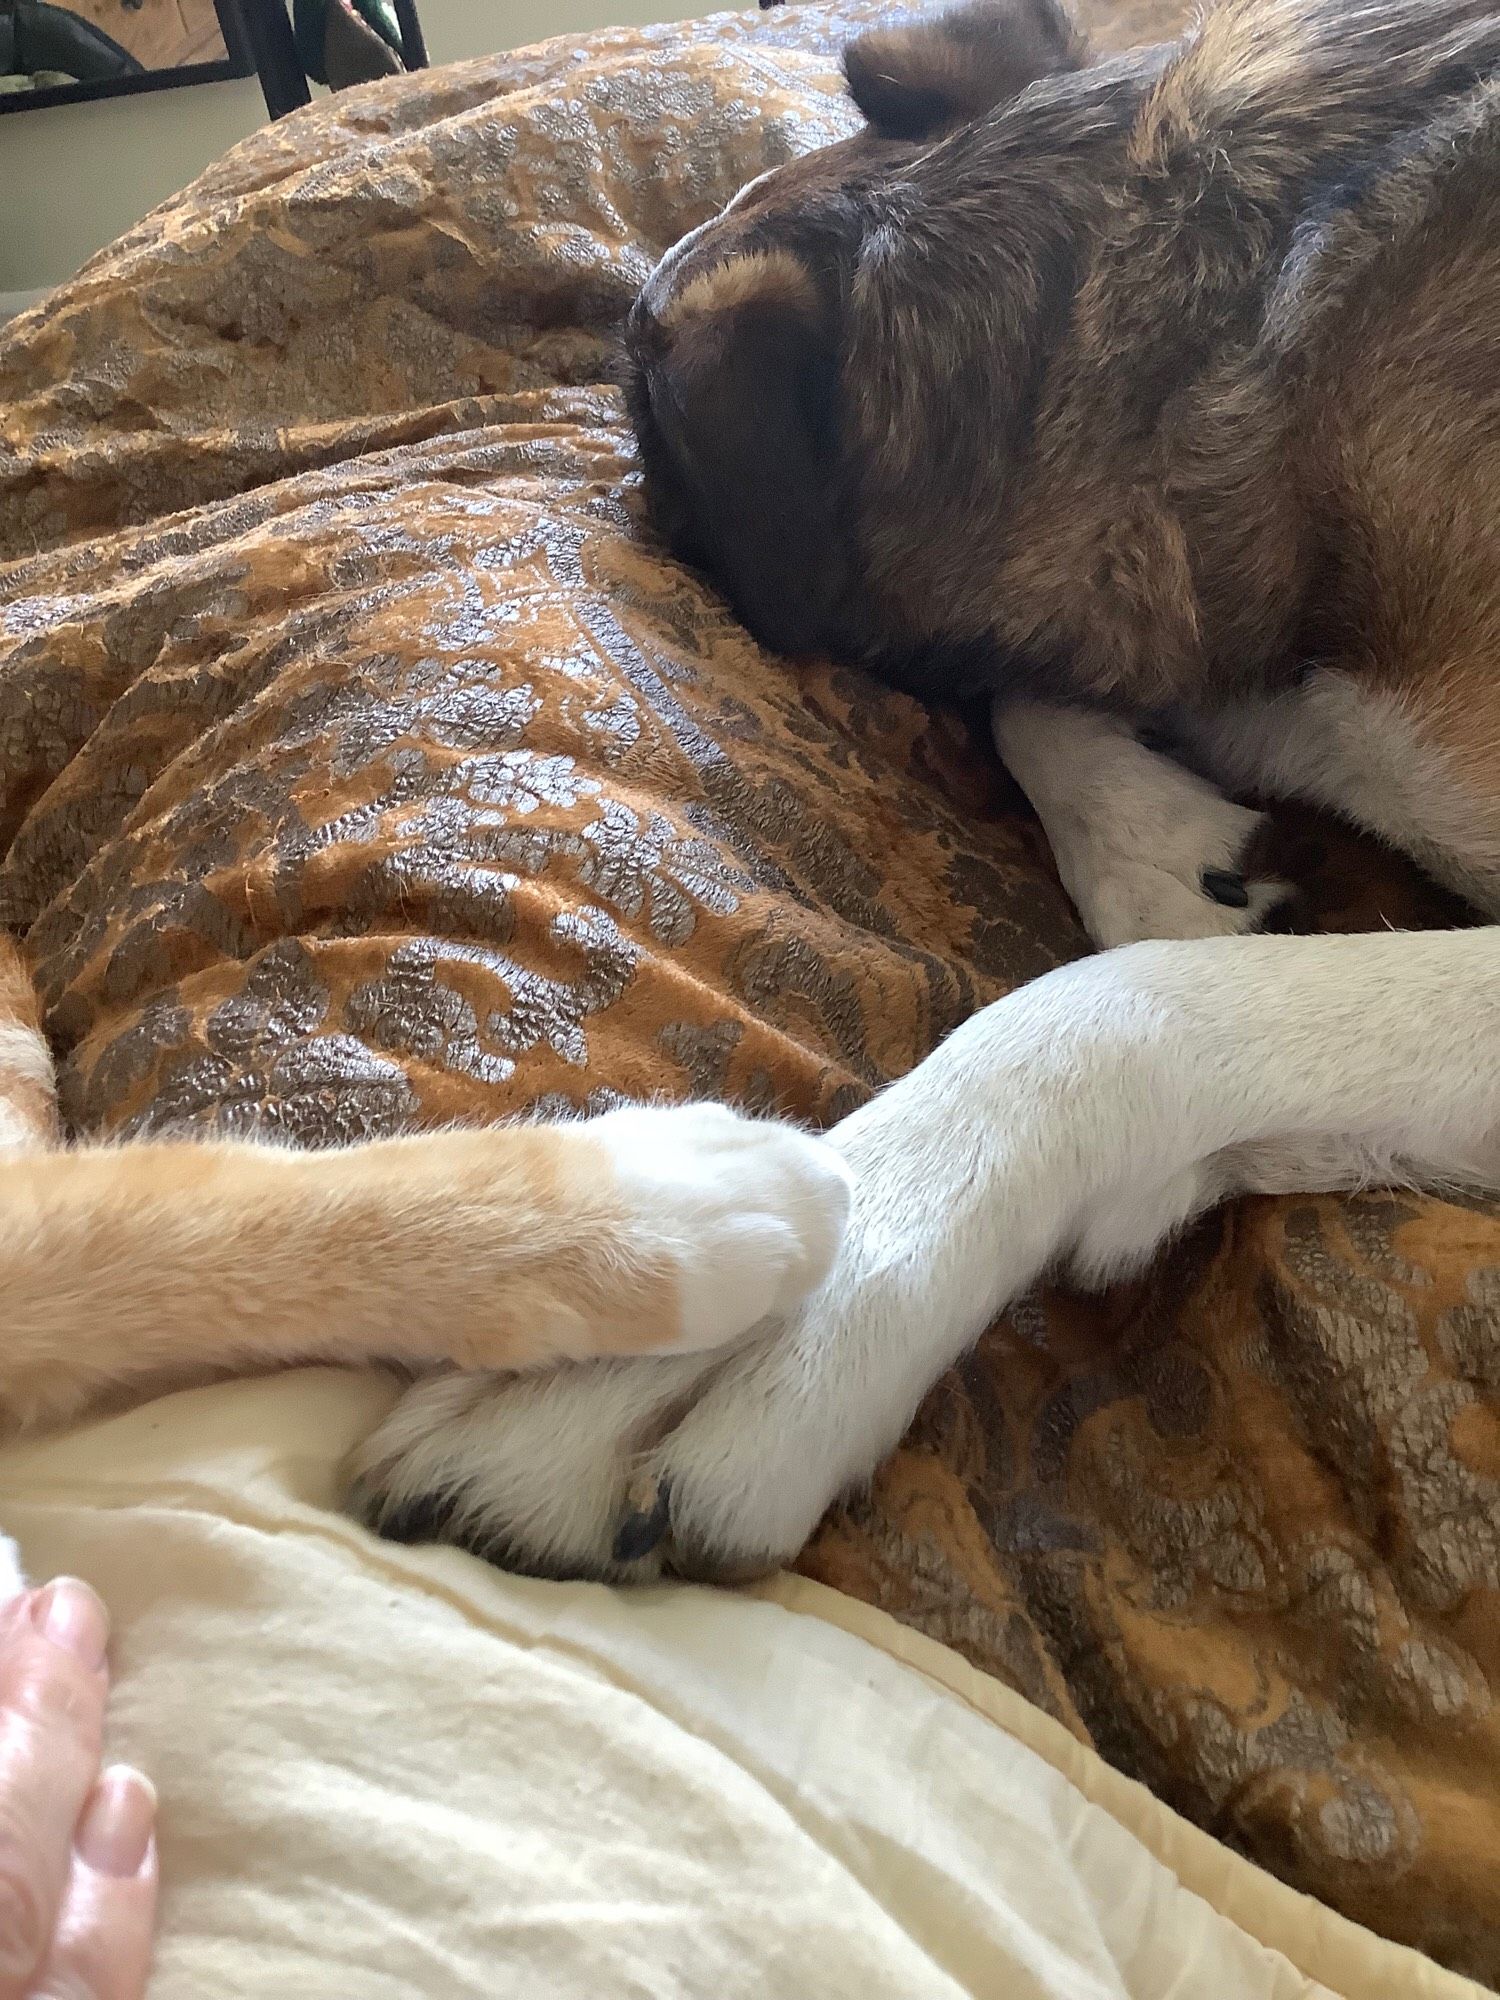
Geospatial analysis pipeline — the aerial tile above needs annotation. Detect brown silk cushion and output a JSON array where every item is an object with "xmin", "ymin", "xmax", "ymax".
[{"xmin": 3, "ymin": 1, "xmax": 1500, "ymax": 1982}]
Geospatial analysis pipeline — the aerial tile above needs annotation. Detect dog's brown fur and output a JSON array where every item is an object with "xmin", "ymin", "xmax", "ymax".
[{"xmin": 627, "ymin": 0, "xmax": 1500, "ymax": 896}]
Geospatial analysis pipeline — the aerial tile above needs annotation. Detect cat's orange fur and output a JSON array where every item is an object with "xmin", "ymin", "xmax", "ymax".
[{"xmin": 0, "ymin": 937, "xmax": 850, "ymax": 1433}]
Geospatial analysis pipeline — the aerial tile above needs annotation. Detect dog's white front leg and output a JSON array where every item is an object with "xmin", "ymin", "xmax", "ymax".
[{"xmin": 644, "ymin": 927, "xmax": 1500, "ymax": 1572}]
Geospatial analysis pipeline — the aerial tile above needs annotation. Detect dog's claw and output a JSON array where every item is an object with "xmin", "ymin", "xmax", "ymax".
[
  {"xmin": 612, "ymin": 1474, "xmax": 672, "ymax": 1563},
  {"xmin": 1201, "ymin": 867, "xmax": 1251, "ymax": 908}
]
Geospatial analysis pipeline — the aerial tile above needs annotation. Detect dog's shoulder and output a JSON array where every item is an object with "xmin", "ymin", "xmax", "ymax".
[{"xmin": 1267, "ymin": 76, "xmax": 1500, "ymax": 372}]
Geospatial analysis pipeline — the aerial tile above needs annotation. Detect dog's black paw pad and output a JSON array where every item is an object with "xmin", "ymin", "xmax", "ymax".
[{"xmin": 1201, "ymin": 868, "xmax": 1251, "ymax": 908}]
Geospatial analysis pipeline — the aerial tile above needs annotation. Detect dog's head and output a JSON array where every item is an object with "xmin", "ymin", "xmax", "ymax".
[{"xmin": 625, "ymin": 0, "xmax": 1111, "ymax": 688}]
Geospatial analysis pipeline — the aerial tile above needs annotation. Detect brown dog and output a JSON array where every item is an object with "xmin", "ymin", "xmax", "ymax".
[
  {"xmin": 7, "ymin": 3, "xmax": 1499, "ymax": 1603},
  {"xmin": 626, "ymin": 0, "xmax": 1500, "ymax": 942},
  {"xmin": 288, "ymin": 0, "xmax": 1500, "ymax": 1584}
]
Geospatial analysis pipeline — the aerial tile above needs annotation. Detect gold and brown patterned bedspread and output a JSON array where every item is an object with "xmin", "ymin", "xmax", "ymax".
[{"xmin": 3, "ymin": 0, "xmax": 1499, "ymax": 1982}]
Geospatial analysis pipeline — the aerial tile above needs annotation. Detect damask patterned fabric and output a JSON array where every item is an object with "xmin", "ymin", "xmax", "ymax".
[{"xmin": 1, "ymin": 0, "xmax": 1498, "ymax": 1983}]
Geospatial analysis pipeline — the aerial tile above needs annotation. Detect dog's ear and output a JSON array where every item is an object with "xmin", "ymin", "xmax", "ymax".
[
  {"xmin": 630, "ymin": 251, "xmax": 853, "ymax": 658},
  {"xmin": 843, "ymin": 0, "xmax": 1086, "ymax": 142}
]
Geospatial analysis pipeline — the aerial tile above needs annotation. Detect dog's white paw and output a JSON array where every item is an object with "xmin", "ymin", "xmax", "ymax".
[
  {"xmin": 347, "ymin": 1276, "xmax": 864, "ymax": 1580},
  {"xmin": 1079, "ymin": 836, "xmax": 1291, "ymax": 949},
  {"xmin": 586, "ymin": 1102, "xmax": 853, "ymax": 1356},
  {"xmin": 1055, "ymin": 767, "xmax": 1293, "ymax": 950},
  {"xmin": 993, "ymin": 700, "xmax": 1294, "ymax": 949},
  {"xmin": 346, "ymin": 1359, "xmax": 694, "ymax": 1576},
  {"xmin": 621, "ymin": 1321, "xmax": 862, "ymax": 1577}
]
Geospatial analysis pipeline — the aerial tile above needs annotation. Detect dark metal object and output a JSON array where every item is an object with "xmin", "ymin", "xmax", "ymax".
[
  {"xmin": 238, "ymin": 0, "xmax": 426, "ymax": 119},
  {"xmin": 233, "ymin": 0, "xmax": 308, "ymax": 113},
  {"xmin": 390, "ymin": 0, "xmax": 425, "ymax": 69}
]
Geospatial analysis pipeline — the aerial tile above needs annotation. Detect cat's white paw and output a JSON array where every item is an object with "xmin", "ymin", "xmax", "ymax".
[{"xmin": 586, "ymin": 1102, "xmax": 853, "ymax": 1356}]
